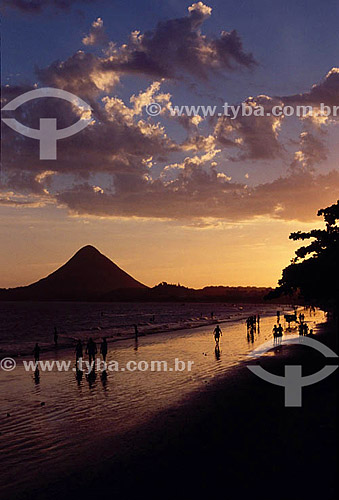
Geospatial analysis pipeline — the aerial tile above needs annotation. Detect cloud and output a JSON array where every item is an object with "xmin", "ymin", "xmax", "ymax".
[
  {"xmin": 54, "ymin": 169, "xmax": 339, "ymax": 223},
  {"xmin": 2, "ymin": 70, "xmax": 339, "ymax": 224},
  {"xmin": 2, "ymin": 19, "xmax": 339, "ymax": 227},
  {"xmin": 82, "ymin": 18, "xmax": 108, "ymax": 47},
  {"xmin": 0, "ymin": 82, "xmax": 177, "ymax": 180},
  {"xmin": 207, "ymin": 95, "xmax": 283, "ymax": 160},
  {"xmin": 36, "ymin": 2, "xmax": 256, "ymax": 96},
  {"xmin": 282, "ymin": 67, "xmax": 339, "ymax": 107},
  {"xmin": 205, "ymin": 69, "xmax": 339, "ymax": 162},
  {"xmin": 112, "ymin": 2, "xmax": 256, "ymax": 79},
  {"xmin": 36, "ymin": 51, "xmax": 121, "ymax": 98},
  {"xmin": 0, "ymin": 0, "xmax": 98, "ymax": 14},
  {"xmin": 290, "ymin": 131, "xmax": 327, "ymax": 172}
]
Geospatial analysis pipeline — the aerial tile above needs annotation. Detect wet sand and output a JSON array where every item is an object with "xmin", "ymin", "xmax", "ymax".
[{"xmin": 2, "ymin": 314, "xmax": 337, "ymax": 500}]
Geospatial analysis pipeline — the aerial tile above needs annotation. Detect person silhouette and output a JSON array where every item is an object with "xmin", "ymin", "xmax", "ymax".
[
  {"xmin": 75, "ymin": 339, "xmax": 83, "ymax": 364},
  {"xmin": 53, "ymin": 327, "xmax": 58, "ymax": 347},
  {"xmin": 33, "ymin": 343, "xmax": 40, "ymax": 362},
  {"xmin": 277, "ymin": 324, "xmax": 283, "ymax": 337},
  {"xmin": 100, "ymin": 337, "xmax": 108, "ymax": 362},
  {"xmin": 213, "ymin": 324, "xmax": 222, "ymax": 345},
  {"xmin": 250, "ymin": 325, "xmax": 255, "ymax": 343},
  {"xmin": 86, "ymin": 338, "xmax": 97, "ymax": 365},
  {"xmin": 134, "ymin": 324, "xmax": 139, "ymax": 341}
]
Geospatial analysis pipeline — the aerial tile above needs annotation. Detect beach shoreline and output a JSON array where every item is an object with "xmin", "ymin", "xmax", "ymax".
[
  {"xmin": 0, "ymin": 302, "xmax": 291, "ymax": 358},
  {"xmin": 3, "ymin": 315, "xmax": 337, "ymax": 500}
]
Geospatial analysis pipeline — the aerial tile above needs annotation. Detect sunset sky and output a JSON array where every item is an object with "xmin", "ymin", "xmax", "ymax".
[{"xmin": 1, "ymin": 0, "xmax": 339, "ymax": 288}]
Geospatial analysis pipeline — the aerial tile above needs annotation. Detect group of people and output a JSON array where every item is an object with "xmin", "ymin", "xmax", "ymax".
[
  {"xmin": 246, "ymin": 315, "xmax": 260, "ymax": 343},
  {"xmin": 298, "ymin": 322, "xmax": 312, "ymax": 336},
  {"xmin": 246, "ymin": 315, "xmax": 260, "ymax": 331},
  {"xmin": 33, "ymin": 336, "xmax": 109, "ymax": 365},
  {"xmin": 273, "ymin": 323, "xmax": 283, "ymax": 338},
  {"xmin": 75, "ymin": 337, "xmax": 108, "ymax": 364}
]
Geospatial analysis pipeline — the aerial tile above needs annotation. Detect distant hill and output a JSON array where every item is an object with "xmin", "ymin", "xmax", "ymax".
[
  {"xmin": 0, "ymin": 245, "xmax": 147, "ymax": 300},
  {"xmin": 102, "ymin": 282, "xmax": 289, "ymax": 303}
]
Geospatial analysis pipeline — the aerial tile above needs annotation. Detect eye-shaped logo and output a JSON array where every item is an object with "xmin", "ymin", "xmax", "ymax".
[
  {"xmin": 248, "ymin": 336, "xmax": 338, "ymax": 407},
  {"xmin": 1, "ymin": 87, "xmax": 92, "ymax": 160}
]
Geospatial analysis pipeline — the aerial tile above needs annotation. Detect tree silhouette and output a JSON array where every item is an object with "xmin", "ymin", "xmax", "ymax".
[{"xmin": 271, "ymin": 200, "xmax": 339, "ymax": 312}]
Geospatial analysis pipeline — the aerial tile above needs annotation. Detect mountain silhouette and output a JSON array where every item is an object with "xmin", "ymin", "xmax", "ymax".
[
  {"xmin": 0, "ymin": 245, "xmax": 147, "ymax": 300},
  {"xmin": 0, "ymin": 246, "xmax": 287, "ymax": 303}
]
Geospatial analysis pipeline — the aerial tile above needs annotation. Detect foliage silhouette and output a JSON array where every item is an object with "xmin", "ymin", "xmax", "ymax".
[{"xmin": 269, "ymin": 200, "xmax": 339, "ymax": 312}]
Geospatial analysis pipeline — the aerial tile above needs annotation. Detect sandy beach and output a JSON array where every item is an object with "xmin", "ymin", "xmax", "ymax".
[{"xmin": 1, "ymin": 309, "xmax": 336, "ymax": 500}]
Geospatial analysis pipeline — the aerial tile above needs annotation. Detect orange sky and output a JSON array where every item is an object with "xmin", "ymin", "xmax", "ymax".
[{"xmin": 0, "ymin": 205, "xmax": 323, "ymax": 289}]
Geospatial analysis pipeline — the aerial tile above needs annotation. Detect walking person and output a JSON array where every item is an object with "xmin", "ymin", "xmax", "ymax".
[
  {"xmin": 33, "ymin": 343, "xmax": 40, "ymax": 362},
  {"xmin": 75, "ymin": 339, "xmax": 83, "ymax": 362},
  {"xmin": 100, "ymin": 337, "xmax": 108, "ymax": 362},
  {"xmin": 213, "ymin": 324, "xmax": 222, "ymax": 346},
  {"xmin": 252, "ymin": 316, "xmax": 256, "ymax": 332},
  {"xmin": 86, "ymin": 338, "xmax": 97, "ymax": 365}
]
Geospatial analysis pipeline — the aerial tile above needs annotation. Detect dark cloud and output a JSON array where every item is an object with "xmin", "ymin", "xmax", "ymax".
[
  {"xmin": 36, "ymin": 2, "xmax": 256, "ymax": 94},
  {"xmin": 213, "ymin": 95, "xmax": 284, "ymax": 160},
  {"xmin": 36, "ymin": 51, "xmax": 120, "ymax": 99},
  {"xmin": 0, "ymin": 82, "xmax": 177, "ymax": 181},
  {"xmin": 290, "ymin": 131, "xmax": 327, "ymax": 172},
  {"xmin": 54, "ymin": 169, "xmax": 339, "ymax": 223},
  {"xmin": 208, "ymin": 68, "xmax": 339, "ymax": 162},
  {"xmin": 282, "ymin": 67, "xmax": 339, "ymax": 106},
  {"xmin": 1, "ymin": 0, "xmax": 98, "ymax": 14},
  {"xmin": 113, "ymin": 2, "xmax": 256, "ymax": 79}
]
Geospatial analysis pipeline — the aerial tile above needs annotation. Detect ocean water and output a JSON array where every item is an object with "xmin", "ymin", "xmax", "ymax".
[
  {"xmin": 1, "ymin": 301, "xmax": 278, "ymax": 357},
  {"xmin": 0, "ymin": 302, "xmax": 324, "ymax": 497}
]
